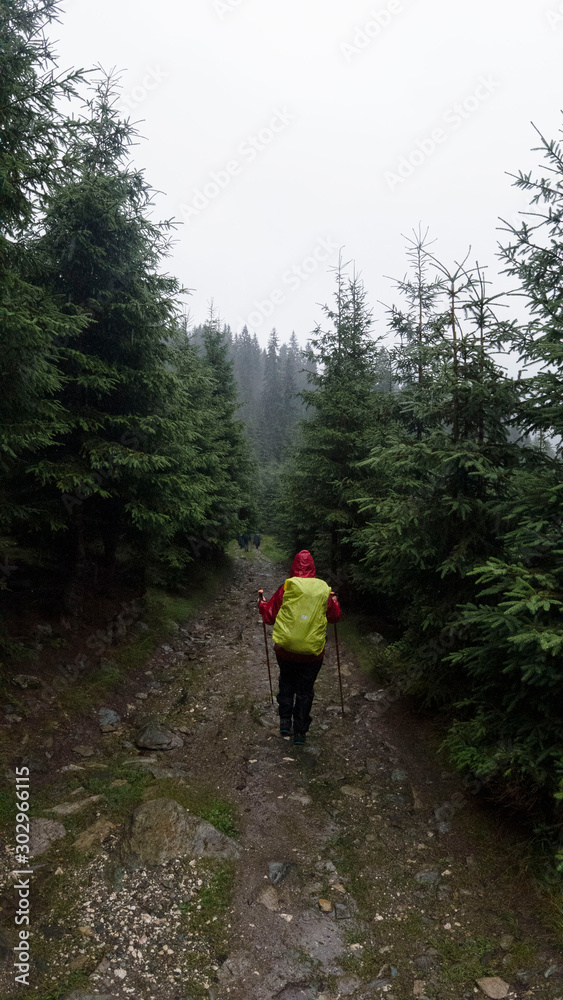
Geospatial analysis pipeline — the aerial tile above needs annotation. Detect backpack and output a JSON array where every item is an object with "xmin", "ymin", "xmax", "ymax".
[{"xmin": 272, "ymin": 576, "xmax": 331, "ymax": 656}]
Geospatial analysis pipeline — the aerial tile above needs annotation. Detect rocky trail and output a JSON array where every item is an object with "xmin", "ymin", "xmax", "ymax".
[{"xmin": 1, "ymin": 550, "xmax": 561, "ymax": 1000}]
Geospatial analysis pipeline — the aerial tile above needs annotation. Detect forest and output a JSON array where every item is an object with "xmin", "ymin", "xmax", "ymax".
[{"xmin": 1, "ymin": 0, "xmax": 562, "ymax": 880}]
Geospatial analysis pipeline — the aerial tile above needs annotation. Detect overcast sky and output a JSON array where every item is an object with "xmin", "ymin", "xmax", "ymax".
[{"xmin": 52, "ymin": 0, "xmax": 563, "ymax": 347}]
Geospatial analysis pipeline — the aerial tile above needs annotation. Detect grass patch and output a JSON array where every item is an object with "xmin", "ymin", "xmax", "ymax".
[
  {"xmin": 260, "ymin": 535, "xmax": 291, "ymax": 563},
  {"xmin": 179, "ymin": 858, "xmax": 235, "ymax": 995},
  {"xmin": 51, "ymin": 563, "xmax": 231, "ymax": 714},
  {"xmin": 6, "ymin": 970, "xmax": 91, "ymax": 1000},
  {"xmin": 142, "ymin": 777, "xmax": 239, "ymax": 837},
  {"xmin": 226, "ymin": 534, "xmax": 290, "ymax": 565},
  {"xmin": 434, "ymin": 934, "xmax": 499, "ymax": 985},
  {"xmin": 336, "ymin": 613, "xmax": 390, "ymax": 682}
]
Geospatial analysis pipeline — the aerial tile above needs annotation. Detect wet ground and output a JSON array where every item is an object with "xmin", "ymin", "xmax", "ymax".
[{"xmin": 0, "ymin": 549, "xmax": 561, "ymax": 1000}]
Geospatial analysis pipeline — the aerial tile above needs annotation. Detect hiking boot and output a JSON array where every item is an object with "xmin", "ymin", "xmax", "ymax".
[
  {"xmin": 293, "ymin": 731, "xmax": 306, "ymax": 745},
  {"xmin": 280, "ymin": 718, "xmax": 292, "ymax": 735}
]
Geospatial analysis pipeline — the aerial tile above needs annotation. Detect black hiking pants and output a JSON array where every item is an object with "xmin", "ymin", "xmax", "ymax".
[{"xmin": 276, "ymin": 656, "xmax": 323, "ymax": 734}]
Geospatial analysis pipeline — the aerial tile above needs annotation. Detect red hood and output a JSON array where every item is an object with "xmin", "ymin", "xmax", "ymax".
[{"xmin": 291, "ymin": 550, "xmax": 316, "ymax": 577}]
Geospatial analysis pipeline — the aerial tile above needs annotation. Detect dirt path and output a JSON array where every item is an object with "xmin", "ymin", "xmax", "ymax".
[{"xmin": 1, "ymin": 550, "xmax": 561, "ymax": 1000}]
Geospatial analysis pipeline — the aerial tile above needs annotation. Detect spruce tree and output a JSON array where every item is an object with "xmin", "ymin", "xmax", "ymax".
[
  {"xmin": 281, "ymin": 260, "xmax": 382, "ymax": 577},
  {"xmin": 199, "ymin": 313, "xmax": 257, "ymax": 541},
  {"xmin": 27, "ymin": 75, "xmax": 194, "ymax": 595},
  {"xmin": 0, "ymin": 0, "xmax": 85, "ymax": 542},
  {"xmin": 355, "ymin": 237, "xmax": 523, "ymax": 689}
]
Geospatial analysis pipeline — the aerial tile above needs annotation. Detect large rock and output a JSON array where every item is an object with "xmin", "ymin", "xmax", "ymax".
[
  {"xmin": 135, "ymin": 723, "xmax": 183, "ymax": 750},
  {"xmin": 476, "ymin": 978, "xmax": 510, "ymax": 999},
  {"xmin": 29, "ymin": 818, "xmax": 66, "ymax": 856},
  {"xmin": 125, "ymin": 797, "xmax": 239, "ymax": 865}
]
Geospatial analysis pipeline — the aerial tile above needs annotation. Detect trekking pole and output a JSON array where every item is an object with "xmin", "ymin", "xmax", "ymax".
[
  {"xmin": 331, "ymin": 592, "xmax": 345, "ymax": 718},
  {"xmin": 257, "ymin": 590, "xmax": 274, "ymax": 705}
]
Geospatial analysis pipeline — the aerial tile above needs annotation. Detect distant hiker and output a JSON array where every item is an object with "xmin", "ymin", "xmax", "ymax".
[
  {"xmin": 237, "ymin": 534, "xmax": 245, "ymax": 550},
  {"xmin": 258, "ymin": 550, "xmax": 341, "ymax": 745},
  {"xmin": 243, "ymin": 532, "xmax": 251, "ymax": 551},
  {"xmin": 253, "ymin": 532, "xmax": 261, "ymax": 549}
]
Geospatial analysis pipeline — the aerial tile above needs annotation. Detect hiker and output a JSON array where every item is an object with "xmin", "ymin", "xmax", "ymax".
[
  {"xmin": 237, "ymin": 534, "xmax": 245, "ymax": 549},
  {"xmin": 243, "ymin": 532, "xmax": 251, "ymax": 551},
  {"xmin": 253, "ymin": 532, "xmax": 261, "ymax": 549},
  {"xmin": 258, "ymin": 550, "xmax": 341, "ymax": 745}
]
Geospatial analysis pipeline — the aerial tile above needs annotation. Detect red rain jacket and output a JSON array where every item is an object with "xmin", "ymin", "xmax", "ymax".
[{"xmin": 258, "ymin": 550, "xmax": 341, "ymax": 660}]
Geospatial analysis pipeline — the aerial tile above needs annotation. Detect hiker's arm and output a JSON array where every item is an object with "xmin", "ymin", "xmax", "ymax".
[
  {"xmin": 258, "ymin": 585, "xmax": 284, "ymax": 625},
  {"xmin": 326, "ymin": 592, "xmax": 342, "ymax": 623}
]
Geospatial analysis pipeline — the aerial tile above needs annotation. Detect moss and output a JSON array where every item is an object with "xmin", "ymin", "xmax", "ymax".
[
  {"xmin": 5, "ymin": 970, "xmax": 91, "ymax": 1000},
  {"xmin": 142, "ymin": 777, "xmax": 240, "ymax": 837}
]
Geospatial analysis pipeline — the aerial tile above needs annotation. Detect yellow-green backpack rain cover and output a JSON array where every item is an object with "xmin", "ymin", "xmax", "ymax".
[{"xmin": 272, "ymin": 576, "xmax": 331, "ymax": 656}]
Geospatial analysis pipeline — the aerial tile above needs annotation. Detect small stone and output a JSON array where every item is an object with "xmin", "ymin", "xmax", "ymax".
[
  {"xmin": 368, "ymin": 632, "xmax": 385, "ymax": 645},
  {"xmin": 366, "ymin": 757, "xmax": 379, "ymax": 774},
  {"xmin": 34, "ymin": 623, "xmax": 53, "ymax": 637},
  {"xmin": 499, "ymin": 934, "xmax": 514, "ymax": 950},
  {"xmin": 268, "ymin": 861, "xmax": 295, "ymax": 884},
  {"xmin": 391, "ymin": 769, "xmax": 408, "ymax": 782},
  {"xmin": 47, "ymin": 795, "xmax": 101, "ymax": 816},
  {"xmin": 13, "ymin": 674, "xmax": 42, "ymax": 689},
  {"xmin": 258, "ymin": 886, "xmax": 279, "ymax": 911},
  {"xmin": 110, "ymin": 779, "xmax": 128, "ymax": 787},
  {"xmin": 69, "ymin": 955, "xmax": 90, "ymax": 970},
  {"xmin": 288, "ymin": 793, "xmax": 312, "ymax": 806},
  {"xmin": 318, "ymin": 898, "xmax": 333, "ymax": 912},
  {"xmin": 73, "ymin": 818, "xmax": 115, "ymax": 851},
  {"xmin": 78, "ymin": 925, "xmax": 95, "ymax": 937},
  {"xmin": 340, "ymin": 785, "xmax": 365, "ymax": 798},
  {"xmin": 29, "ymin": 818, "xmax": 66, "ymax": 856},
  {"xmin": 334, "ymin": 903, "xmax": 352, "ymax": 919},
  {"xmin": 364, "ymin": 691, "xmax": 384, "ymax": 702},
  {"xmin": 414, "ymin": 956, "xmax": 434, "ymax": 971},
  {"xmin": 415, "ymin": 871, "xmax": 440, "ymax": 884},
  {"xmin": 413, "ymin": 983, "xmax": 426, "ymax": 998},
  {"xmin": 98, "ymin": 708, "xmax": 121, "ymax": 732},
  {"xmin": 72, "ymin": 745, "xmax": 95, "ymax": 757},
  {"xmin": 475, "ymin": 977, "xmax": 510, "ymax": 999},
  {"xmin": 135, "ymin": 724, "xmax": 183, "ymax": 750}
]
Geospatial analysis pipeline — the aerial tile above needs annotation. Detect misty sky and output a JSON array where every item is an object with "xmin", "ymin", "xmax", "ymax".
[{"xmin": 52, "ymin": 0, "xmax": 563, "ymax": 346}]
